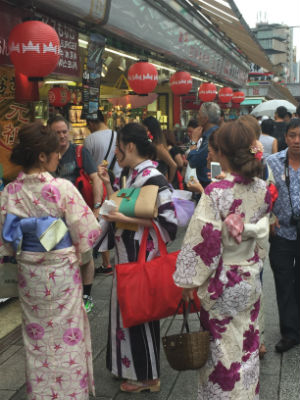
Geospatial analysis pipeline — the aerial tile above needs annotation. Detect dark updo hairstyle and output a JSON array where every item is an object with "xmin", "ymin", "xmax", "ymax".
[
  {"xmin": 142, "ymin": 116, "xmax": 164, "ymax": 145},
  {"xmin": 239, "ymin": 115, "xmax": 261, "ymax": 139},
  {"xmin": 10, "ymin": 122, "xmax": 59, "ymax": 169},
  {"xmin": 216, "ymin": 120, "xmax": 263, "ymax": 180},
  {"xmin": 117, "ymin": 123, "xmax": 157, "ymax": 162}
]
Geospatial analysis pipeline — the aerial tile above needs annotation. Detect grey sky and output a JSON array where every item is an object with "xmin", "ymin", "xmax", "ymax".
[{"xmin": 234, "ymin": 0, "xmax": 300, "ymax": 61}]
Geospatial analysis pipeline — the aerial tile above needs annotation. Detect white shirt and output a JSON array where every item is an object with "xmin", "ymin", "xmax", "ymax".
[{"xmin": 84, "ymin": 129, "xmax": 122, "ymax": 176}]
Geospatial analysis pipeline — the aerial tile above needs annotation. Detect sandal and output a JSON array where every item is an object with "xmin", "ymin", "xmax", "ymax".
[{"xmin": 120, "ymin": 379, "xmax": 160, "ymax": 393}]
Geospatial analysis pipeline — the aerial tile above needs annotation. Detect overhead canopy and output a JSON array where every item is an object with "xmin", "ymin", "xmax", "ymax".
[{"xmin": 191, "ymin": 0, "xmax": 274, "ymax": 71}]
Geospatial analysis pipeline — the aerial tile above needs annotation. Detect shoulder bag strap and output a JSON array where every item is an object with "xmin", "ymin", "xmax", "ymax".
[
  {"xmin": 104, "ymin": 130, "xmax": 114, "ymax": 162},
  {"xmin": 75, "ymin": 145, "xmax": 83, "ymax": 169},
  {"xmin": 137, "ymin": 221, "xmax": 168, "ymax": 263}
]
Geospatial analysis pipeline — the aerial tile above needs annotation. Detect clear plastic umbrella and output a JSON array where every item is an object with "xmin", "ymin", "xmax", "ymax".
[{"xmin": 250, "ymin": 99, "xmax": 296, "ymax": 118}]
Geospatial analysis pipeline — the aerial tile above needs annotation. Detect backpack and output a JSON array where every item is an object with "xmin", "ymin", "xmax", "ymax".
[{"xmin": 75, "ymin": 145, "xmax": 94, "ymax": 209}]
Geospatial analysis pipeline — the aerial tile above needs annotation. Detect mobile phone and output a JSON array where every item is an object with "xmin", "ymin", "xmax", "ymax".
[{"xmin": 211, "ymin": 162, "xmax": 222, "ymax": 181}]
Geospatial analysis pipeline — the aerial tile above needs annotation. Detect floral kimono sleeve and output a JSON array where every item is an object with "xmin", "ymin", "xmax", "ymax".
[
  {"xmin": 62, "ymin": 181, "xmax": 101, "ymax": 257},
  {"xmin": 174, "ymin": 191, "xmax": 223, "ymax": 289},
  {"xmin": 0, "ymin": 190, "xmax": 14, "ymax": 257}
]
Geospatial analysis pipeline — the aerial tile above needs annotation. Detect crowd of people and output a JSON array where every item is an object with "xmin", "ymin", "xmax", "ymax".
[{"xmin": 0, "ymin": 102, "xmax": 299, "ymax": 399}]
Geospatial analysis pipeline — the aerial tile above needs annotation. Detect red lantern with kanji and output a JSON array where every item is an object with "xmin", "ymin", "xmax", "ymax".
[
  {"xmin": 218, "ymin": 87, "xmax": 233, "ymax": 103},
  {"xmin": 8, "ymin": 21, "xmax": 60, "ymax": 78},
  {"xmin": 48, "ymin": 87, "xmax": 71, "ymax": 107},
  {"xmin": 128, "ymin": 61, "xmax": 158, "ymax": 94},
  {"xmin": 169, "ymin": 71, "xmax": 192, "ymax": 95},
  {"xmin": 232, "ymin": 91, "xmax": 245, "ymax": 104},
  {"xmin": 198, "ymin": 82, "xmax": 217, "ymax": 102}
]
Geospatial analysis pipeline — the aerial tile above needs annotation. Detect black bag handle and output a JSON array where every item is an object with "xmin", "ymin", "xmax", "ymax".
[
  {"xmin": 164, "ymin": 299, "xmax": 200, "ymax": 336},
  {"xmin": 104, "ymin": 130, "xmax": 114, "ymax": 162}
]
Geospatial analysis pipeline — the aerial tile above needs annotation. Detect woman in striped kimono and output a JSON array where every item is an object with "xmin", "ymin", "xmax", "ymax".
[{"xmin": 98, "ymin": 123, "xmax": 177, "ymax": 393}]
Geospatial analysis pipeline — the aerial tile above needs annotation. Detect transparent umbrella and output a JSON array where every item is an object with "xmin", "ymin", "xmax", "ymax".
[{"xmin": 250, "ymin": 99, "xmax": 296, "ymax": 118}]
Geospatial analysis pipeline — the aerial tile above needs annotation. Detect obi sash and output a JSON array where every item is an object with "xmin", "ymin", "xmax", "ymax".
[{"xmin": 2, "ymin": 213, "xmax": 72, "ymax": 254}]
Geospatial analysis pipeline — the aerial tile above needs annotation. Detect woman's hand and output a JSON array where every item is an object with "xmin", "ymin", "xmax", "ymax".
[
  {"xmin": 98, "ymin": 166, "xmax": 111, "ymax": 186},
  {"xmin": 187, "ymin": 180, "xmax": 204, "ymax": 193},
  {"xmin": 182, "ymin": 288, "xmax": 195, "ymax": 302},
  {"xmin": 103, "ymin": 211, "xmax": 127, "ymax": 223},
  {"xmin": 270, "ymin": 216, "xmax": 280, "ymax": 236}
]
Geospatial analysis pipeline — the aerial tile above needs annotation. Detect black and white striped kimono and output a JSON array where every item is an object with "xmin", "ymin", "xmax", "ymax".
[{"xmin": 105, "ymin": 159, "xmax": 177, "ymax": 381}]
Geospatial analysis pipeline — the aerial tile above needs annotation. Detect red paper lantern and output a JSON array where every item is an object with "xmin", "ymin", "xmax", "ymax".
[
  {"xmin": 15, "ymin": 72, "xmax": 39, "ymax": 103},
  {"xmin": 198, "ymin": 82, "xmax": 217, "ymax": 102},
  {"xmin": 218, "ymin": 87, "xmax": 233, "ymax": 103},
  {"xmin": 169, "ymin": 71, "xmax": 192, "ymax": 95},
  {"xmin": 8, "ymin": 21, "xmax": 60, "ymax": 78},
  {"xmin": 232, "ymin": 91, "xmax": 245, "ymax": 104},
  {"xmin": 128, "ymin": 62, "xmax": 158, "ymax": 94},
  {"xmin": 48, "ymin": 87, "xmax": 71, "ymax": 107}
]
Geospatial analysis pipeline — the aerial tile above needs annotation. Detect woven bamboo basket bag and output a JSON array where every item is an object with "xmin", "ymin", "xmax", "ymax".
[{"xmin": 162, "ymin": 300, "xmax": 210, "ymax": 371}]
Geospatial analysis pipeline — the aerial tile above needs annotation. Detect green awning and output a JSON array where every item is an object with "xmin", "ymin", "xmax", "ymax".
[{"xmin": 241, "ymin": 99, "xmax": 263, "ymax": 106}]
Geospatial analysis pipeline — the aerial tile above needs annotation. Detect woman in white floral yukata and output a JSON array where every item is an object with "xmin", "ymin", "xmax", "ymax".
[
  {"xmin": 0, "ymin": 122, "xmax": 101, "ymax": 400},
  {"xmin": 174, "ymin": 119, "xmax": 272, "ymax": 400}
]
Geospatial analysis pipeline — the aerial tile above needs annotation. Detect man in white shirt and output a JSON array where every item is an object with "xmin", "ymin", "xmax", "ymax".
[{"xmin": 84, "ymin": 111, "xmax": 121, "ymax": 275}]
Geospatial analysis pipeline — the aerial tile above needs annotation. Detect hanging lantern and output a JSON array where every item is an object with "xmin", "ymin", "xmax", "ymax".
[
  {"xmin": 48, "ymin": 87, "xmax": 71, "ymax": 107},
  {"xmin": 8, "ymin": 21, "xmax": 60, "ymax": 78},
  {"xmin": 15, "ymin": 72, "xmax": 39, "ymax": 103},
  {"xmin": 218, "ymin": 87, "xmax": 233, "ymax": 103},
  {"xmin": 232, "ymin": 91, "xmax": 245, "ymax": 104},
  {"xmin": 198, "ymin": 82, "xmax": 217, "ymax": 102},
  {"xmin": 128, "ymin": 61, "xmax": 158, "ymax": 94},
  {"xmin": 169, "ymin": 71, "xmax": 192, "ymax": 95}
]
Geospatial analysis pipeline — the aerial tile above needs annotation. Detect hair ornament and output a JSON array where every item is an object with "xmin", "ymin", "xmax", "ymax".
[
  {"xmin": 249, "ymin": 142, "xmax": 264, "ymax": 161},
  {"xmin": 147, "ymin": 131, "xmax": 153, "ymax": 142}
]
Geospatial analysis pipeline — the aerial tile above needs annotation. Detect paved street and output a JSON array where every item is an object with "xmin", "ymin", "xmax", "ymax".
[{"xmin": 0, "ymin": 228, "xmax": 299, "ymax": 400}]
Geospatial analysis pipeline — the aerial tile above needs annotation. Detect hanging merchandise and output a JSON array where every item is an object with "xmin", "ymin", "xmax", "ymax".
[
  {"xmin": 218, "ymin": 87, "xmax": 233, "ymax": 103},
  {"xmin": 232, "ymin": 91, "xmax": 245, "ymax": 104},
  {"xmin": 8, "ymin": 21, "xmax": 60, "ymax": 78},
  {"xmin": 48, "ymin": 87, "xmax": 71, "ymax": 107},
  {"xmin": 128, "ymin": 61, "xmax": 158, "ymax": 95},
  {"xmin": 198, "ymin": 82, "xmax": 217, "ymax": 102},
  {"xmin": 169, "ymin": 71, "xmax": 192, "ymax": 95}
]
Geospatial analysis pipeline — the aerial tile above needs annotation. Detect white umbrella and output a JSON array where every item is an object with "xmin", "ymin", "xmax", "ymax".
[{"xmin": 250, "ymin": 99, "xmax": 296, "ymax": 118}]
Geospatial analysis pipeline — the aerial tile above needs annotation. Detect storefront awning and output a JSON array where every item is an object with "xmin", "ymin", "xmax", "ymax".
[
  {"xmin": 191, "ymin": 0, "xmax": 274, "ymax": 71},
  {"xmin": 241, "ymin": 98, "xmax": 264, "ymax": 106}
]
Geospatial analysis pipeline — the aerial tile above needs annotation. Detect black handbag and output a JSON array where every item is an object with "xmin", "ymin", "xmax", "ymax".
[{"xmin": 162, "ymin": 300, "xmax": 210, "ymax": 371}]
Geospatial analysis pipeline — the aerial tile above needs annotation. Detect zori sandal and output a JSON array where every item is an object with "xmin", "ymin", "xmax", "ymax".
[{"xmin": 120, "ymin": 379, "xmax": 160, "ymax": 393}]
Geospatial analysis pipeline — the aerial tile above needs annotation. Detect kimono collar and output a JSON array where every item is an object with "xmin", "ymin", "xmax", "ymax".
[{"xmin": 129, "ymin": 159, "xmax": 158, "ymax": 185}]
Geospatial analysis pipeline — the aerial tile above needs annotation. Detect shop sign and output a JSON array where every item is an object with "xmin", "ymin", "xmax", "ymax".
[
  {"xmin": 41, "ymin": 15, "xmax": 80, "ymax": 77},
  {"xmin": 181, "ymin": 94, "xmax": 200, "ymax": 110},
  {"xmin": 82, "ymin": 33, "xmax": 106, "ymax": 119},
  {"xmin": 105, "ymin": 0, "xmax": 249, "ymax": 87},
  {"xmin": 0, "ymin": 66, "xmax": 15, "ymax": 98},
  {"xmin": 0, "ymin": 3, "xmax": 23, "ymax": 66}
]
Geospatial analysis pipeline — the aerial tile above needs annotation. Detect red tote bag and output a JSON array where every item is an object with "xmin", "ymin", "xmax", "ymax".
[{"xmin": 116, "ymin": 223, "xmax": 200, "ymax": 328}]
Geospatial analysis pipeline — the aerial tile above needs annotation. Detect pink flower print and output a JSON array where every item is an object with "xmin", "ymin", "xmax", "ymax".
[
  {"xmin": 226, "ymin": 266, "xmax": 243, "ymax": 288},
  {"xmin": 7, "ymin": 181, "xmax": 23, "ymax": 194},
  {"xmin": 26, "ymin": 323, "xmax": 45, "ymax": 340},
  {"xmin": 116, "ymin": 328, "xmax": 125, "ymax": 342},
  {"xmin": 208, "ymin": 258, "xmax": 224, "ymax": 299},
  {"xmin": 229, "ymin": 199, "xmax": 242, "ymax": 214},
  {"xmin": 26, "ymin": 381, "xmax": 32, "ymax": 394},
  {"xmin": 142, "ymin": 168, "xmax": 151, "ymax": 177},
  {"xmin": 209, "ymin": 361, "xmax": 241, "ymax": 391},
  {"xmin": 79, "ymin": 373, "xmax": 88, "ymax": 389},
  {"xmin": 152, "ymin": 161, "xmax": 158, "ymax": 167},
  {"xmin": 18, "ymin": 273, "xmax": 27, "ymax": 289},
  {"xmin": 73, "ymin": 269, "xmax": 81, "ymax": 284},
  {"xmin": 250, "ymin": 299, "xmax": 260, "ymax": 322},
  {"xmin": 242, "ymin": 353, "xmax": 251, "ymax": 362},
  {"xmin": 121, "ymin": 356, "xmax": 131, "ymax": 368},
  {"xmin": 201, "ymin": 308, "xmax": 232, "ymax": 340},
  {"xmin": 41, "ymin": 184, "xmax": 61, "ymax": 203},
  {"xmin": 205, "ymin": 180, "xmax": 234, "ymax": 195},
  {"xmin": 146, "ymin": 239, "xmax": 154, "ymax": 252},
  {"xmin": 193, "ymin": 223, "xmax": 221, "ymax": 266},
  {"xmin": 88, "ymin": 229, "xmax": 100, "ymax": 248},
  {"xmin": 63, "ymin": 327, "xmax": 83, "ymax": 346},
  {"xmin": 130, "ymin": 169, "xmax": 138, "ymax": 183},
  {"xmin": 243, "ymin": 325, "xmax": 259, "ymax": 353}
]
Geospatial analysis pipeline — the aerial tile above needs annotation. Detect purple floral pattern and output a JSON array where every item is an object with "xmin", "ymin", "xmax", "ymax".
[
  {"xmin": 193, "ymin": 223, "xmax": 221, "ymax": 266},
  {"xmin": 243, "ymin": 325, "xmax": 259, "ymax": 353},
  {"xmin": 209, "ymin": 361, "xmax": 241, "ymax": 391}
]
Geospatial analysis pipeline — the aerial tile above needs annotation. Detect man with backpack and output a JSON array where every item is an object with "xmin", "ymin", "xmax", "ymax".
[
  {"xmin": 48, "ymin": 115, "xmax": 103, "ymax": 313},
  {"xmin": 84, "ymin": 111, "xmax": 121, "ymax": 275}
]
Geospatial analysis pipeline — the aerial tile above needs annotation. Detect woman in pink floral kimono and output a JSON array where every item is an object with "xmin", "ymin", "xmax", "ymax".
[
  {"xmin": 174, "ymin": 120, "xmax": 271, "ymax": 400},
  {"xmin": 0, "ymin": 123, "xmax": 101, "ymax": 400}
]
